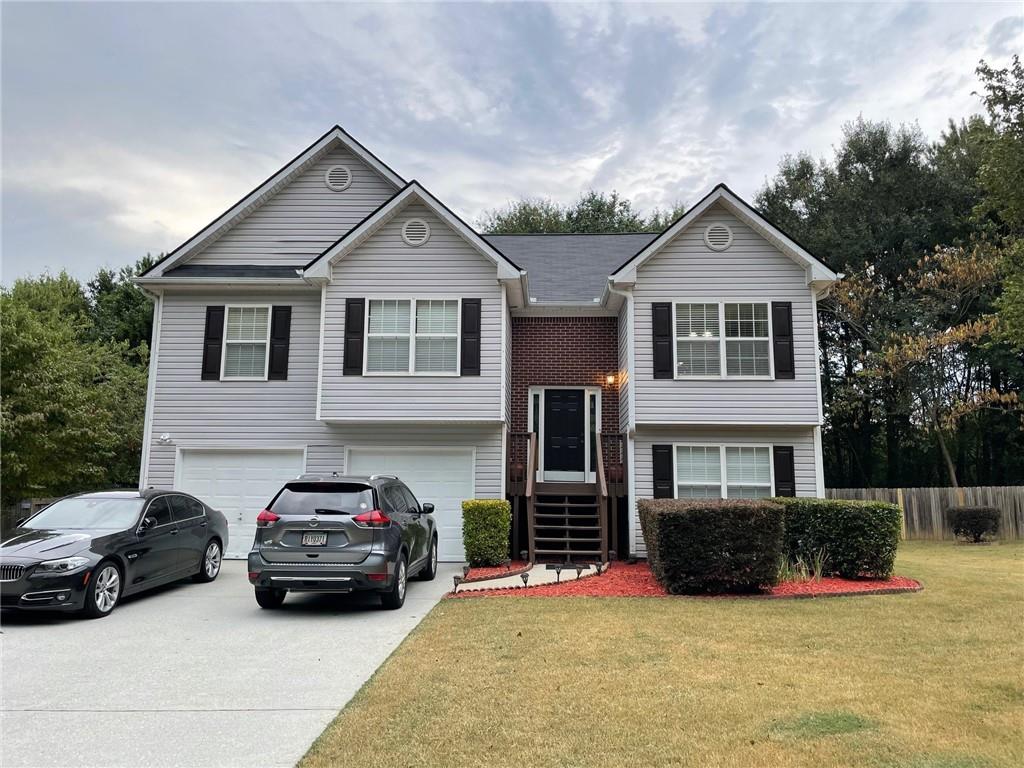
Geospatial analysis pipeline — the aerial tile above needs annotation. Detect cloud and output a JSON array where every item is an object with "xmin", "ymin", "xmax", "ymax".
[{"xmin": 2, "ymin": 1, "xmax": 1019, "ymax": 282}]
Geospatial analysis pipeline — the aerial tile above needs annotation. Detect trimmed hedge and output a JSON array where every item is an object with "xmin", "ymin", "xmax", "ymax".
[
  {"xmin": 638, "ymin": 498, "xmax": 784, "ymax": 594},
  {"xmin": 773, "ymin": 497, "xmax": 902, "ymax": 579},
  {"xmin": 462, "ymin": 499, "xmax": 511, "ymax": 566},
  {"xmin": 947, "ymin": 506, "xmax": 1000, "ymax": 543}
]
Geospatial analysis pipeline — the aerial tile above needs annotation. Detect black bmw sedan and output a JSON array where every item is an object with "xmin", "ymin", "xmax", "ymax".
[{"xmin": 0, "ymin": 489, "xmax": 229, "ymax": 618}]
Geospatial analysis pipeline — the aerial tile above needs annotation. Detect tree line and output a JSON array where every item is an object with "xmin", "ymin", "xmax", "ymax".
[{"xmin": 2, "ymin": 59, "xmax": 1021, "ymax": 504}]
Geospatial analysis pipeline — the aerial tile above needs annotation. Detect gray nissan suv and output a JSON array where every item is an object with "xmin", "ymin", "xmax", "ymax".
[{"xmin": 247, "ymin": 474, "xmax": 438, "ymax": 610}]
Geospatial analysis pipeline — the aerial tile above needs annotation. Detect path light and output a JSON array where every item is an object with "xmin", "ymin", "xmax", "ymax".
[
  {"xmin": 520, "ymin": 571, "xmax": 530, "ymax": 587},
  {"xmin": 519, "ymin": 550, "xmax": 528, "ymax": 563},
  {"xmin": 503, "ymin": 558, "xmax": 512, "ymax": 571},
  {"xmin": 453, "ymin": 575, "xmax": 463, "ymax": 592},
  {"xmin": 462, "ymin": 565, "xmax": 471, "ymax": 577},
  {"xmin": 576, "ymin": 566, "xmax": 583, "ymax": 579},
  {"xmin": 554, "ymin": 565, "xmax": 562, "ymax": 583},
  {"xmin": 609, "ymin": 550, "xmax": 617, "ymax": 562}
]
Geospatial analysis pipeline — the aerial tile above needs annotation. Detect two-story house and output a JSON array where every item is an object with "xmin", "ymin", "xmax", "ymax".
[{"xmin": 136, "ymin": 126, "xmax": 838, "ymax": 561}]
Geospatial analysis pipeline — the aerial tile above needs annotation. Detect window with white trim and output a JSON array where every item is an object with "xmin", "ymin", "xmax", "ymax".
[
  {"xmin": 675, "ymin": 303, "xmax": 720, "ymax": 376},
  {"xmin": 223, "ymin": 306, "xmax": 270, "ymax": 379},
  {"xmin": 365, "ymin": 299, "xmax": 459, "ymax": 374},
  {"xmin": 674, "ymin": 445, "xmax": 722, "ymax": 498},
  {"xmin": 725, "ymin": 446, "xmax": 772, "ymax": 498},
  {"xmin": 724, "ymin": 303, "xmax": 770, "ymax": 376},
  {"xmin": 674, "ymin": 444, "xmax": 773, "ymax": 499}
]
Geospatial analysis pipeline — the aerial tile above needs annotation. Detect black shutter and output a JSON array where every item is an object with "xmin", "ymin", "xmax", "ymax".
[
  {"xmin": 773, "ymin": 446, "xmax": 796, "ymax": 497},
  {"xmin": 268, "ymin": 306, "xmax": 292, "ymax": 380},
  {"xmin": 652, "ymin": 302, "xmax": 673, "ymax": 379},
  {"xmin": 771, "ymin": 301, "xmax": 795, "ymax": 380},
  {"xmin": 201, "ymin": 306, "xmax": 224, "ymax": 381},
  {"xmin": 343, "ymin": 298, "xmax": 365, "ymax": 376},
  {"xmin": 461, "ymin": 298, "xmax": 481, "ymax": 376},
  {"xmin": 652, "ymin": 444, "xmax": 674, "ymax": 498}
]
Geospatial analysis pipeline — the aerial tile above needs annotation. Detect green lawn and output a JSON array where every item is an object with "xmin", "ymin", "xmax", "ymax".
[{"xmin": 302, "ymin": 542, "xmax": 1024, "ymax": 768}]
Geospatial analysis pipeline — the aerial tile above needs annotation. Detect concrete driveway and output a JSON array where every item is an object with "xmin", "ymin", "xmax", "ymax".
[{"xmin": 1, "ymin": 560, "xmax": 459, "ymax": 768}]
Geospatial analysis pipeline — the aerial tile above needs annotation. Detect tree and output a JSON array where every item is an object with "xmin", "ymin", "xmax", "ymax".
[
  {"xmin": 87, "ymin": 254, "xmax": 158, "ymax": 350},
  {"xmin": 1, "ymin": 273, "xmax": 149, "ymax": 507},
  {"xmin": 480, "ymin": 190, "xmax": 685, "ymax": 234}
]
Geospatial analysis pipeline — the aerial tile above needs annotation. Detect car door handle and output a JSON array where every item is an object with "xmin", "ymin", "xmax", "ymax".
[
  {"xmin": 199, "ymin": 521, "xmax": 208, "ymax": 528},
  {"xmin": 170, "ymin": 529, "xmax": 179, "ymax": 535}
]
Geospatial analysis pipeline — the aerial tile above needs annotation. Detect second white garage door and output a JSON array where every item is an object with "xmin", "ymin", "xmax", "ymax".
[
  {"xmin": 347, "ymin": 447, "xmax": 473, "ymax": 562},
  {"xmin": 176, "ymin": 448, "xmax": 306, "ymax": 558}
]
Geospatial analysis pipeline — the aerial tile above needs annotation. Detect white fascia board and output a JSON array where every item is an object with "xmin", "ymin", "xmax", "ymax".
[
  {"xmin": 133, "ymin": 277, "xmax": 315, "ymax": 291},
  {"xmin": 611, "ymin": 185, "xmax": 839, "ymax": 287},
  {"xmin": 143, "ymin": 127, "xmax": 404, "ymax": 278},
  {"xmin": 304, "ymin": 182, "xmax": 521, "ymax": 280}
]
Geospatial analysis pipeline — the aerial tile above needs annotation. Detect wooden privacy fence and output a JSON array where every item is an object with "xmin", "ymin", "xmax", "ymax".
[{"xmin": 826, "ymin": 486, "xmax": 1024, "ymax": 540}]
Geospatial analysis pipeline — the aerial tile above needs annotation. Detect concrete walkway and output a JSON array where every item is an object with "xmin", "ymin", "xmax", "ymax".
[
  {"xmin": 1, "ymin": 560, "xmax": 459, "ymax": 768},
  {"xmin": 457, "ymin": 562, "xmax": 600, "ymax": 592}
]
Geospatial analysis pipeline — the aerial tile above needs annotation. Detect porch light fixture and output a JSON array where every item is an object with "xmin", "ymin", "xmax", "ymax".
[{"xmin": 605, "ymin": 373, "xmax": 616, "ymax": 386}]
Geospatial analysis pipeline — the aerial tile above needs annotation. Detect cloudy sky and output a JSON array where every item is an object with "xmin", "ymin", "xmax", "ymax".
[{"xmin": 2, "ymin": 1, "xmax": 1020, "ymax": 282}]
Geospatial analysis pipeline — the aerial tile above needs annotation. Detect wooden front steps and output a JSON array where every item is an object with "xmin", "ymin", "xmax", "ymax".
[{"xmin": 531, "ymin": 482, "xmax": 603, "ymax": 563}]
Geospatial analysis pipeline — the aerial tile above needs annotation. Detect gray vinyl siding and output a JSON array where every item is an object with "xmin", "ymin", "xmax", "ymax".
[
  {"xmin": 185, "ymin": 145, "xmax": 397, "ymax": 268},
  {"xmin": 319, "ymin": 203, "xmax": 503, "ymax": 421},
  {"xmin": 143, "ymin": 286, "xmax": 501, "ymax": 492},
  {"xmin": 618, "ymin": 298, "xmax": 631, "ymax": 433},
  {"xmin": 145, "ymin": 288, "xmax": 329, "ymax": 487},
  {"xmin": 631, "ymin": 425, "xmax": 818, "ymax": 556},
  {"xmin": 633, "ymin": 203, "xmax": 820, "ymax": 425}
]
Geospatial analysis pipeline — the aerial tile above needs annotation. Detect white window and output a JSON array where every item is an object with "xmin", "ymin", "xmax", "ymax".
[
  {"xmin": 724, "ymin": 303, "xmax": 770, "ymax": 377},
  {"xmin": 675, "ymin": 303, "xmax": 720, "ymax": 377},
  {"xmin": 725, "ymin": 446, "xmax": 772, "ymax": 498},
  {"xmin": 222, "ymin": 306, "xmax": 270, "ymax": 379},
  {"xmin": 674, "ymin": 445, "xmax": 722, "ymax": 498},
  {"xmin": 674, "ymin": 444, "xmax": 773, "ymax": 499},
  {"xmin": 365, "ymin": 299, "xmax": 459, "ymax": 375},
  {"xmin": 674, "ymin": 301, "xmax": 772, "ymax": 379}
]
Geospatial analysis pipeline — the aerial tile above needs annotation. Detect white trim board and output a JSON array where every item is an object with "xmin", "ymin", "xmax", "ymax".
[
  {"xmin": 610, "ymin": 184, "xmax": 838, "ymax": 287},
  {"xmin": 139, "ymin": 294, "xmax": 163, "ymax": 489},
  {"xmin": 303, "ymin": 182, "xmax": 521, "ymax": 281},
  {"xmin": 140, "ymin": 126, "xmax": 404, "ymax": 279}
]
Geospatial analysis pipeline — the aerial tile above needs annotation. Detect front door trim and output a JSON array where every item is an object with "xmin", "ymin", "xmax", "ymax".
[{"xmin": 527, "ymin": 386, "xmax": 602, "ymax": 483}]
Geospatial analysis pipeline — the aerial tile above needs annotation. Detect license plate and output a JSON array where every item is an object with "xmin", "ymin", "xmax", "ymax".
[{"xmin": 302, "ymin": 532, "xmax": 328, "ymax": 547}]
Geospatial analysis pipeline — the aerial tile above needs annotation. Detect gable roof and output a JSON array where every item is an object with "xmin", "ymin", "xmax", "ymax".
[
  {"xmin": 610, "ymin": 184, "xmax": 838, "ymax": 286},
  {"xmin": 486, "ymin": 233, "xmax": 657, "ymax": 304},
  {"xmin": 139, "ymin": 126, "xmax": 405, "ymax": 278},
  {"xmin": 303, "ymin": 181, "xmax": 522, "ymax": 280}
]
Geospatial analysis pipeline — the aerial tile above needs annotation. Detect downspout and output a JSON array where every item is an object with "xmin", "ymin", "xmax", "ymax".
[{"xmin": 606, "ymin": 279, "xmax": 637, "ymax": 558}]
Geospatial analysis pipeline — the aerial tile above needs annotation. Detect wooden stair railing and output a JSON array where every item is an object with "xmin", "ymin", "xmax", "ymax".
[
  {"xmin": 595, "ymin": 431, "xmax": 609, "ymax": 563},
  {"xmin": 525, "ymin": 432, "xmax": 538, "ymax": 562}
]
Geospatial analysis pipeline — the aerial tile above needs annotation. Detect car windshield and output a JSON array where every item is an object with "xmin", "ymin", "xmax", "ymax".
[
  {"xmin": 269, "ymin": 483, "xmax": 374, "ymax": 516},
  {"xmin": 24, "ymin": 497, "xmax": 145, "ymax": 530}
]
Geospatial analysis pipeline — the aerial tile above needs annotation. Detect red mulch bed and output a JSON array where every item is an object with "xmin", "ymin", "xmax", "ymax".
[
  {"xmin": 450, "ymin": 562, "xmax": 921, "ymax": 599},
  {"xmin": 462, "ymin": 560, "xmax": 530, "ymax": 582}
]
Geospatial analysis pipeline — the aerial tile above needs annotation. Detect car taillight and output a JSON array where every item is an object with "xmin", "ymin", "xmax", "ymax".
[
  {"xmin": 256, "ymin": 509, "xmax": 280, "ymax": 527},
  {"xmin": 353, "ymin": 509, "xmax": 391, "ymax": 528}
]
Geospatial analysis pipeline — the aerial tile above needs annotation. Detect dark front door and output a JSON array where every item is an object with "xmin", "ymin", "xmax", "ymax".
[{"xmin": 544, "ymin": 389, "xmax": 586, "ymax": 473}]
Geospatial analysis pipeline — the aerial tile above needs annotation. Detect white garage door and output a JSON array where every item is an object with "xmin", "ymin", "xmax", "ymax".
[
  {"xmin": 177, "ymin": 448, "xmax": 305, "ymax": 558},
  {"xmin": 347, "ymin": 447, "xmax": 473, "ymax": 562}
]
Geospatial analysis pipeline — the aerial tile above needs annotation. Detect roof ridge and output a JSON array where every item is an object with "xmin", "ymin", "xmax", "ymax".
[{"xmin": 484, "ymin": 231, "xmax": 659, "ymax": 237}]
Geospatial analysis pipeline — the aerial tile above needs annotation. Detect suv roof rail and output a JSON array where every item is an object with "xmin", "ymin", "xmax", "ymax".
[{"xmin": 369, "ymin": 473, "xmax": 398, "ymax": 481}]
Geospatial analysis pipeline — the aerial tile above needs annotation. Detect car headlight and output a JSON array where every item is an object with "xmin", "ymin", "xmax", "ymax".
[{"xmin": 37, "ymin": 556, "xmax": 91, "ymax": 573}]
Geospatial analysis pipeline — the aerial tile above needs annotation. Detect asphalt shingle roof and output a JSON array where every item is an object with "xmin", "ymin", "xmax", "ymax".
[{"xmin": 484, "ymin": 233, "xmax": 658, "ymax": 304}]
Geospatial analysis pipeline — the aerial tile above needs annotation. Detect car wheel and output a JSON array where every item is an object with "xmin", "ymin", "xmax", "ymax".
[
  {"xmin": 415, "ymin": 537, "xmax": 438, "ymax": 581},
  {"xmin": 192, "ymin": 539, "xmax": 222, "ymax": 583},
  {"xmin": 254, "ymin": 587, "xmax": 286, "ymax": 609},
  {"xmin": 381, "ymin": 555, "xmax": 408, "ymax": 610},
  {"xmin": 81, "ymin": 562, "xmax": 121, "ymax": 619}
]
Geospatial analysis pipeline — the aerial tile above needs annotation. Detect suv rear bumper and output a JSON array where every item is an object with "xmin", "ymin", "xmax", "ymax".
[{"xmin": 246, "ymin": 552, "xmax": 395, "ymax": 593}]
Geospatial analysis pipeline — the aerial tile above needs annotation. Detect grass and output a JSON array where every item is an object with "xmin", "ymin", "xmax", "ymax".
[{"xmin": 301, "ymin": 542, "xmax": 1024, "ymax": 768}]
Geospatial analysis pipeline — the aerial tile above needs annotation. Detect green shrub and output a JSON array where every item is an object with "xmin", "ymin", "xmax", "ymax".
[
  {"xmin": 947, "ymin": 506, "xmax": 1000, "ymax": 543},
  {"xmin": 638, "ymin": 498, "xmax": 784, "ymax": 594},
  {"xmin": 461, "ymin": 499, "xmax": 511, "ymax": 566},
  {"xmin": 774, "ymin": 498, "xmax": 902, "ymax": 579}
]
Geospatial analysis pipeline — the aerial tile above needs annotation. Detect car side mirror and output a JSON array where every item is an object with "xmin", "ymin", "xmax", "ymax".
[
  {"xmin": 421, "ymin": 503, "xmax": 434, "ymax": 514},
  {"xmin": 139, "ymin": 516, "xmax": 157, "ymax": 532}
]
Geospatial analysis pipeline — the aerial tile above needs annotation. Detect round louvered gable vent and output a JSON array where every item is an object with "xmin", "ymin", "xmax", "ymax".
[
  {"xmin": 402, "ymin": 218, "xmax": 431, "ymax": 247},
  {"xmin": 704, "ymin": 223, "xmax": 734, "ymax": 251},
  {"xmin": 324, "ymin": 165, "xmax": 352, "ymax": 191}
]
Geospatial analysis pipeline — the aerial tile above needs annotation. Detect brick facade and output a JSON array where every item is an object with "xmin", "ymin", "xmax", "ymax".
[{"xmin": 510, "ymin": 316, "xmax": 621, "ymax": 469}]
